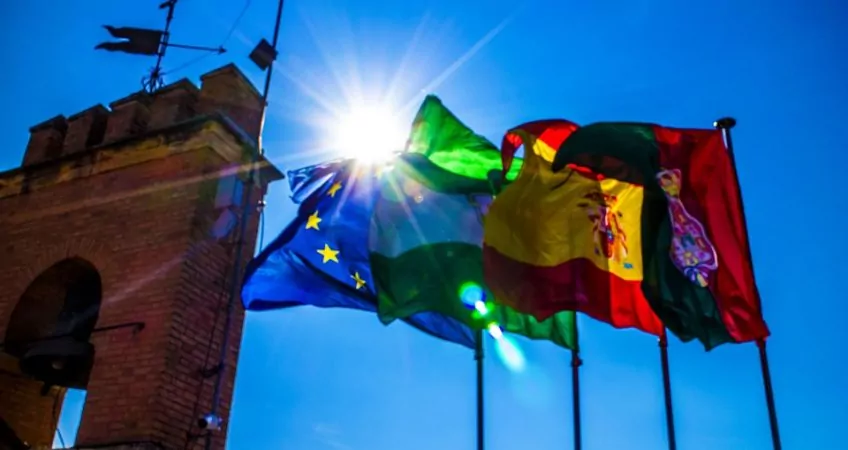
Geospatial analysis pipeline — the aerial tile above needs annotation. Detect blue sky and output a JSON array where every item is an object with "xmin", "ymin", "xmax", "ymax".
[{"xmin": 3, "ymin": 0, "xmax": 847, "ymax": 449}]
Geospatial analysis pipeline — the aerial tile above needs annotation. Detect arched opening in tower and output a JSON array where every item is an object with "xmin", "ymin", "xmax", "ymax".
[{"xmin": 0, "ymin": 257, "xmax": 102, "ymax": 449}]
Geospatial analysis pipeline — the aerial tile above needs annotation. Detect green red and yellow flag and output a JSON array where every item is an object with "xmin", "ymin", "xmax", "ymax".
[{"xmin": 483, "ymin": 120, "xmax": 769, "ymax": 349}]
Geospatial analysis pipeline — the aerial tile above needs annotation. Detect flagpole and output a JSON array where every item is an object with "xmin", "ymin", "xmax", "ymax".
[
  {"xmin": 714, "ymin": 117, "xmax": 782, "ymax": 450},
  {"xmin": 659, "ymin": 330, "xmax": 677, "ymax": 450},
  {"xmin": 571, "ymin": 322, "xmax": 582, "ymax": 450},
  {"xmin": 475, "ymin": 329, "xmax": 485, "ymax": 450}
]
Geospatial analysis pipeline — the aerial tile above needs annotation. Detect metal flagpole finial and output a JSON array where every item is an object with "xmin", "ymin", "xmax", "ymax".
[{"xmin": 713, "ymin": 117, "xmax": 737, "ymax": 130}]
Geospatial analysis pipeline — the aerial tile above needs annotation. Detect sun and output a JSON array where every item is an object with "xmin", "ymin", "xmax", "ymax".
[{"xmin": 330, "ymin": 103, "xmax": 408, "ymax": 163}]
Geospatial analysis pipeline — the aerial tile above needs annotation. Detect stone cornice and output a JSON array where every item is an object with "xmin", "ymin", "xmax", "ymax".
[{"xmin": 0, "ymin": 114, "xmax": 283, "ymax": 202}]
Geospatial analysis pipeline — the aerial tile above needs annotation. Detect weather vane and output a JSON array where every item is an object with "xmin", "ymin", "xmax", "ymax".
[{"xmin": 95, "ymin": 0, "xmax": 226, "ymax": 93}]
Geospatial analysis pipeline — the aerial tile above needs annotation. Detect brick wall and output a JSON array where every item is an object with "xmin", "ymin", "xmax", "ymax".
[
  {"xmin": 166, "ymin": 163, "xmax": 263, "ymax": 450},
  {"xmin": 0, "ymin": 136, "xmax": 271, "ymax": 450},
  {"xmin": 1, "ymin": 63, "xmax": 279, "ymax": 450}
]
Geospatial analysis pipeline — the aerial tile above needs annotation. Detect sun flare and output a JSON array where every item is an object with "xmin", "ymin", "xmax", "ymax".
[{"xmin": 330, "ymin": 104, "xmax": 408, "ymax": 163}]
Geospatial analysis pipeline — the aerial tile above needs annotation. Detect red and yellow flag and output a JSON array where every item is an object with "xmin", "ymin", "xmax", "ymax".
[
  {"xmin": 484, "ymin": 119, "xmax": 770, "ymax": 348},
  {"xmin": 483, "ymin": 120, "xmax": 665, "ymax": 335}
]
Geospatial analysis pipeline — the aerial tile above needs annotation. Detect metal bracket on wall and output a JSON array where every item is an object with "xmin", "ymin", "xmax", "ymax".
[{"xmin": 0, "ymin": 321, "xmax": 146, "ymax": 350}]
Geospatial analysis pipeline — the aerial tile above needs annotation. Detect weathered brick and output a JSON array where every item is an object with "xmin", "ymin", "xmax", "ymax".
[
  {"xmin": 23, "ymin": 115, "xmax": 67, "ymax": 167},
  {"xmin": 103, "ymin": 93, "xmax": 152, "ymax": 144},
  {"xmin": 63, "ymin": 105, "xmax": 109, "ymax": 155},
  {"xmin": 147, "ymin": 80, "xmax": 199, "ymax": 130},
  {"xmin": 197, "ymin": 64, "xmax": 263, "ymax": 140}
]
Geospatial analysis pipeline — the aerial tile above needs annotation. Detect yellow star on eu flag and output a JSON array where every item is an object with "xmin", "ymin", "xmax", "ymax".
[
  {"xmin": 305, "ymin": 211, "xmax": 321, "ymax": 230},
  {"xmin": 317, "ymin": 244, "xmax": 340, "ymax": 263},
  {"xmin": 351, "ymin": 272, "xmax": 366, "ymax": 290},
  {"xmin": 327, "ymin": 182, "xmax": 343, "ymax": 197}
]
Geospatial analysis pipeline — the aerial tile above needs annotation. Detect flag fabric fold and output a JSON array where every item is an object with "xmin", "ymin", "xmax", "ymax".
[
  {"xmin": 484, "ymin": 120, "xmax": 666, "ymax": 336},
  {"xmin": 371, "ymin": 99, "xmax": 577, "ymax": 350},
  {"xmin": 242, "ymin": 159, "xmax": 475, "ymax": 348},
  {"xmin": 242, "ymin": 95, "xmax": 578, "ymax": 351},
  {"xmin": 371, "ymin": 156, "xmax": 577, "ymax": 350},
  {"xmin": 484, "ymin": 120, "xmax": 769, "ymax": 350},
  {"xmin": 406, "ymin": 95, "xmax": 522, "ymax": 188},
  {"xmin": 553, "ymin": 123, "xmax": 769, "ymax": 345}
]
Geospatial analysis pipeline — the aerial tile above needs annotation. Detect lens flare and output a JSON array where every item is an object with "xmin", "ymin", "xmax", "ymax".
[
  {"xmin": 331, "ymin": 104, "xmax": 407, "ymax": 163},
  {"xmin": 493, "ymin": 335, "xmax": 526, "ymax": 372},
  {"xmin": 486, "ymin": 322, "xmax": 503, "ymax": 339},
  {"xmin": 459, "ymin": 282, "xmax": 485, "ymax": 309}
]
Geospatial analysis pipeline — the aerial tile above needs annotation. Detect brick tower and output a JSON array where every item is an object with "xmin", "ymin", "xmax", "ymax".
[{"xmin": 0, "ymin": 64, "xmax": 282, "ymax": 450}]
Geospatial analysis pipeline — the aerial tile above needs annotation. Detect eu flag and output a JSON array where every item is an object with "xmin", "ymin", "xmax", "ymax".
[{"xmin": 242, "ymin": 158, "xmax": 474, "ymax": 348}]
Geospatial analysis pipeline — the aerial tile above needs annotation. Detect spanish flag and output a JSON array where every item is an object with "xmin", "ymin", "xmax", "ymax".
[{"xmin": 483, "ymin": 121, "xmax": 770, "ymax": 349}]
